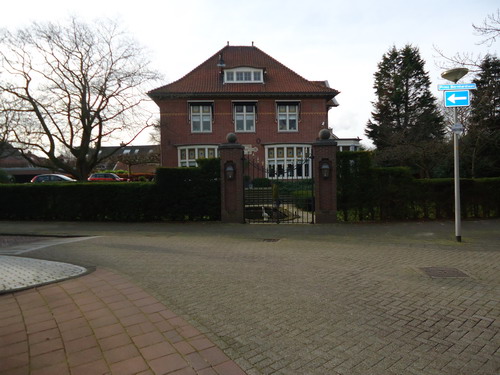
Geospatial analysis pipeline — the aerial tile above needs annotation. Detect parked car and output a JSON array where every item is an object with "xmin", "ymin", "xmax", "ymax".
[
  {"xmin": 31, "ymin": 174, "xmax": 77, "ymax": 183},
  {"xmin": 87, "ymin": 173, "xmax": 126, "ymax": 182}
]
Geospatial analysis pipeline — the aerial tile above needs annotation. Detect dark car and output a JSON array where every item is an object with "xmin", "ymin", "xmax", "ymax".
[
  {"xmin": 87, "ymin": 173, "xmax": 126, "ymax": 182},
  {"xmin": 30, "ymin": 174, "xmax": 77, "ymax": 183}
]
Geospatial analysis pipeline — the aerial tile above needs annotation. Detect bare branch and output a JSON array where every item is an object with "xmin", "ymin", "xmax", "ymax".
[
  {"xmin": 0, "ymin": 17, "xmax": 161, "ymax": 180},
  {"xmin": 473, "ymin": 9, "xmax": 500, "ymax": 46}
]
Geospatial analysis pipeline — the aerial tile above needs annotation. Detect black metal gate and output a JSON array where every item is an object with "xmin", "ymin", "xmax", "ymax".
[{"xmin": 243, "ymin": 154, "xmax": 315, "ymax": 224}]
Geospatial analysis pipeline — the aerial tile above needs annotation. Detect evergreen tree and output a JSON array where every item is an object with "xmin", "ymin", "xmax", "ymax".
[
  {"xmin": 462, "ymin": 54, "xmax": 500, "ymax": 177},
  {"xmin": 365, "ymin": 45, "xmax": 446, "ymax": 177},
  {"xmin": 366, "ymin": 45, "xmax": 445, "ymax": 150}
]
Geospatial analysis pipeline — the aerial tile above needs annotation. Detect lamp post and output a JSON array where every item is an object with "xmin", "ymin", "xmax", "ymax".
[{"xmin": 441, "ymin": 67, "xmax": 468, "ymax": 242}]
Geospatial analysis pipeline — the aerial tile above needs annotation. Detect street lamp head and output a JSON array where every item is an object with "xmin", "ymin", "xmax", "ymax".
[{"xmin": 441, "ymin": 68, "xmax": 469, "ymax": 83}]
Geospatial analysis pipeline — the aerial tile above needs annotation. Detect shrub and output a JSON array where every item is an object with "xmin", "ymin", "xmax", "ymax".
[
  {"xmin": 292, "ymin": 190, "xmax": 314, "ymax": 211},
  {"xmin": 252, "ymin": 177, "xmax": 272, "ymax": 188},
  {"xmin": 0, "ymin": 169, "xmax": 13, "ymax": 183}
]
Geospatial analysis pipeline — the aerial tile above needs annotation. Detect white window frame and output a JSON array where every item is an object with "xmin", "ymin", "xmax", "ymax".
[
  {"xmin": 277, "ymin": 102, "xmax": 299, "ymax": 132},
  {"xmin": 189, "ymin": 103, "xmax": 213, "ymax": 133},
  {"xmin": 265, "ymin": 144, "xmax": 312, "ymax": 179},
  {"xmin": 233, "ymin": 102, "xmax": 257, "ymax": 133},
  {"xmin": 224, "ymin": 67, "xmax": 264, "ymax": 83},
  {"xmin": 178, "ymin": 145, "xmax": 219, "ymax": 167}
]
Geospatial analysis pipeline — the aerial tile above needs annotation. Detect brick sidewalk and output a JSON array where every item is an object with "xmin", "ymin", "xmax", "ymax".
[
  {"xmin": 1, "ymin": 220, "xmax": 499, "ymax": 374},
  {"xmin": 0, "ymin": 268, "xmax": 246, "ymax": 375}
]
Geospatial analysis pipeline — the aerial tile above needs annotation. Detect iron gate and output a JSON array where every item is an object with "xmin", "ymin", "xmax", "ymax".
[{"xmin": 243, "ymin": 154, "xmax": 315, "ymax": 224}]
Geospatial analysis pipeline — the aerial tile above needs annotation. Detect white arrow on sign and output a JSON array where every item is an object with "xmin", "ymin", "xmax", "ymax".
[{"xmin": 448, "ymin": 93, "xmax": 468, "ymax": 104}]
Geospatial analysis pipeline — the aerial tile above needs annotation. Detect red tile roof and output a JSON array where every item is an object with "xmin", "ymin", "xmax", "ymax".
[{"xmin": 149, "ymin": 45, "xmax": 339, "ymax": 99}]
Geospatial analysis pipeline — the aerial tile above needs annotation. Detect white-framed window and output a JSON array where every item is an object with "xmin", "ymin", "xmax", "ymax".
[
  {"xmin": 234, "ymin": 103, "xmax": 256, "ymax": 132},
  {"xmin": 277, "ymin": 103, "xmax": 299, "ymax": 131},
  {"xmin": 190, "ymin": 103, "xmax": 212, "ymax": 133},
  {"xmin": 178, "ymin": 145, "xmax": 219, "ymax": 167},
  {"xmin": 265, "ymin": 144, "xmax": 312, "ymax": 179},
  {"xmin": 224, "ymin": 67, "xmax": 264, "ymax": 83}
]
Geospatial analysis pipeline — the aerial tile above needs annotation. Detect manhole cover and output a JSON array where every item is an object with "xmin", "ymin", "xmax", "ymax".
[
  {"xmin": 420, "ymin": 267, "xmax": 469, "ymax": 278},
  {"xmin": 262, "ymin": 238, "xmax": 280, "ymax": 242}
]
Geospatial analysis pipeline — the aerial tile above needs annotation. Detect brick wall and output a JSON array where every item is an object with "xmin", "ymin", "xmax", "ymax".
[{"xmin": 158, "ymin": 98, "xmax": 331, "ymax": 167}]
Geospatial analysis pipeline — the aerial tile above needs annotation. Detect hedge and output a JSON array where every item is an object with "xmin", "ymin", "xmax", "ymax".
[
  {"xmin": 0, "ymin": 153, "xmax": 498, "ymax": 222},
  {"xmin": 0, "ymin": 160, "xmax": 220, "ymax": 222},
  {"xmin": 336, "ymin": 152, "xmax": 500, "ymax": 221}
]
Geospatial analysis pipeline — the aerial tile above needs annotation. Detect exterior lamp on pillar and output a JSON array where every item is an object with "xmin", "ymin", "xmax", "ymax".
[
  {"xmin": 225, "ymin": 163, "xmax": 235, "ymax": 180},
  {"xmin": 320, "ymin": 161, "xmax": 331, "ymax": 179}
]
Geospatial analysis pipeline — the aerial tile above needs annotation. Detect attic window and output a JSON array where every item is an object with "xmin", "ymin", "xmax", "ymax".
[{"xmin": 224, "ymin": 67, "xmax": 263, "ymax": 83}]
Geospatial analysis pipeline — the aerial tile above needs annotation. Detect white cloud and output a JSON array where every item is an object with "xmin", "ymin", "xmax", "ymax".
[{"xmin": 1, "ymin": 0, "xmax": 497, "ymax": 145}]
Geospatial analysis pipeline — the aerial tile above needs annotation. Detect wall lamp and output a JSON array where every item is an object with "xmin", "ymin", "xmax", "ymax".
[
  {"xmin": 225, "ymin": 163, "xmax": 235, "ymax": 180},
  {"xmin": 320, "ymin": 161, "xmax": 331, "ymax": 179}
]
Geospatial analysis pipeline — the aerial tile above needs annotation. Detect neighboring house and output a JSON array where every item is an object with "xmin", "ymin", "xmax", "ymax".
[
  {"xmin": 148, "ymin": 44, "xmax": 359, "ymax": 176},
  {"xmin": 0, "ymin": 144, "xmax": 53, "ymax": 182},
  {"xmin": 333, "ymin": 135, "xmax": 362, "ymax": 152},
  {"xmin": 96, "ymin": 145, "xmax": 160, "ymax": 174}
]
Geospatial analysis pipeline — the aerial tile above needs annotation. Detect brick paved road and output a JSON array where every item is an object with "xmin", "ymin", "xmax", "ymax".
[{"xmin": 2, "ymin": 220, "xmax": 500, "ymax": 374}]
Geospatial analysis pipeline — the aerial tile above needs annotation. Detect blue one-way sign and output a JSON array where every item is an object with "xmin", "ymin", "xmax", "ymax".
[{"xmin": 444, "ymin": 90, "xmax": 470, "ymax": 107}]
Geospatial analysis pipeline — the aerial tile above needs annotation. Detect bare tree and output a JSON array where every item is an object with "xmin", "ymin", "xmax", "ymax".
[
  {"xmin": 115, "ymin": 151, "xmax": 160, "ymax": 178},
  {"xmin": 473, "ymin": 9, "xmax": 500, "ymax": 46},
  {"xmin": 0, "ymin": 96, "xmax": 14, "ymax": 157},
  {"xmin": 0, "ymin": 17, "xmax": 160, "ymax": 180},
  {"xmin": 434, "ymin": 9, "xmax": 499, "ymax": 71},
  {"xmin": 148, "ymin": 118, "xmax": 161, "ymax": 145}
]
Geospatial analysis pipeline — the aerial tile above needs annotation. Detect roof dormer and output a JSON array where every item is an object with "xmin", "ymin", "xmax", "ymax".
[{"xmin": 224, "ymin": 67, "xmax": 264, "ymax": 84}]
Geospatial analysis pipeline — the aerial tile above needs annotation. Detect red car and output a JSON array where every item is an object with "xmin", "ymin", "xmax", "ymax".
[{"xmin": 87, "ymin": 173, "xmax": 126, "ymax": 182}]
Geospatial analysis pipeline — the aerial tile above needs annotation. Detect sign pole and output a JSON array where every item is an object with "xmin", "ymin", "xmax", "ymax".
[
  {"xmin": 440, "ymin": 67, "xmax": 469, "ymax": 243},
  {"xmin": 453, "ymin": 107, "xmax": 461, "ymax": 242}
]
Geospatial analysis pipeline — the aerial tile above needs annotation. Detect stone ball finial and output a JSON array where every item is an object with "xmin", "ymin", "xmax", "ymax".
[
  {"xmin": 319, "ymin": 128, "xmax": 331, "ymax": 140},
  {"xmin": 226, "ymin": 133, "xmax": 237, "ymax": 143}
]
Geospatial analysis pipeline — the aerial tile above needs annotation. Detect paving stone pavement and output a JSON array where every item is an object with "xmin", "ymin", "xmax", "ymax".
[
  {"xmin": 0, "ymin": 260, "xmax": 246, "ymax": 375},
  {"xmin": 1, "ymin": 220, "xmax": 499, "ymax": 375},
  {"xmin": 0, "ymin": 255, "xmax": 87, "ymax": 293}
]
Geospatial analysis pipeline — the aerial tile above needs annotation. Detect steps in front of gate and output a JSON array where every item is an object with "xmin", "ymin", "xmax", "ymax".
[
  {"xmin": 245, "ymin": 188, "xmax": 294, "ymax": 205},
  {"xmin": 245, "ymin": 187, "xmax": 273, "ymax": 205}
]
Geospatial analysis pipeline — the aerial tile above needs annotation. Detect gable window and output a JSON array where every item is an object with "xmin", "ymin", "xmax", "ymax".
[
  {"xmin": 277, "ymin": 103, "xmax": 299, "ymax": 131},
  {"xmin": 190, "ymin": 103, "xmax": 212, "ymax": 133},
  {"xmin": 178, "ymin": 146, "xmax": 218, "ymax": 167},
  {"xmin": 224, "ymin": 68, "xmax": 264, "ymax": 83},
  {"xmin": 234, "ymin": 103, "xmax": 256, "ymax": 132}
]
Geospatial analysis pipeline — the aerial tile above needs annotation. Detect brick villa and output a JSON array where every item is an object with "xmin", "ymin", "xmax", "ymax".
[{"xmin": 148, "ymin": 44, "xmax": 359, "ymax": 174}]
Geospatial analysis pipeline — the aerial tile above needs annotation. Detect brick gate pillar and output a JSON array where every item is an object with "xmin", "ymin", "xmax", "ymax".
[
  {"xmin": 219, "ymin": 133, "xmax": 245, "ymax": 223},
  {"xmin": 313, "ymin": 129, "xmax": 338, "ymax": 223}
]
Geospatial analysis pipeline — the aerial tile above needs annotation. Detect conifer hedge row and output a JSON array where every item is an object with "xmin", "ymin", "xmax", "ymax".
[{"xmin": 337, "ymin": 152, "xmax": 500, "ymax": 221}]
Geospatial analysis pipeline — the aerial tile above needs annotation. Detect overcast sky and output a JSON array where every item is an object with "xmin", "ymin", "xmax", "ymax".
[{"xmin": 1, "ymin": 0, "xmax": 497, "ymax": 147}]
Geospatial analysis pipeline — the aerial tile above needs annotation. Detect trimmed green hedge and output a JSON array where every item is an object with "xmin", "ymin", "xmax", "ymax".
[
  {"xmin": 0, "ymin": 160, "xmax": 221, "ymax": 222},
  {"xmin": 155, "ymin": 161, "xmax": 220, "ymax": 221},
  {"xmin": 336, "ymin": 152, "xmax": 500, "ymax": 221},
  {"xmin": 0, "ymin": 153, "xmax": 498, "ymax": 222}
]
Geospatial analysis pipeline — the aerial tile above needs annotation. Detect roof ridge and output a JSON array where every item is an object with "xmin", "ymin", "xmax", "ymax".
[
  {"xmin": 149, "ymin": 45, "xmax": 339, "ymax": 97},
  {"xmin": 250, "ymin": 46, "xmax": 318, "ymax": 86},
  {"xmin": 149, "ymin": 46, "xmax": 227, "ymax": 93}
]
